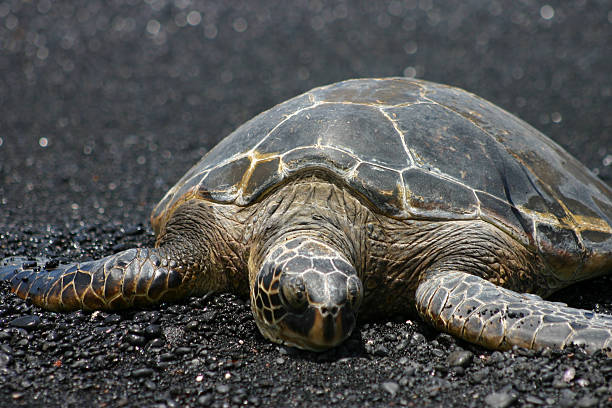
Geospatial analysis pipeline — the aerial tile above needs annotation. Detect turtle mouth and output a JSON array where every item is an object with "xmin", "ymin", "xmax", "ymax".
[{"xmin": 270, "ymin": 304, "xmax": 357, "ymax": 351}]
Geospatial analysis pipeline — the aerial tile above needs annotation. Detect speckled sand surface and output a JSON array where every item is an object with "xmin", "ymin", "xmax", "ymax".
[{"xmin": 1, "ymin": 1, "xmax": 611, "ymax": 407}]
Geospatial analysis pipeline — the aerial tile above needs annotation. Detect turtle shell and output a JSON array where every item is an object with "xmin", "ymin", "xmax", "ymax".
[{"xmin": 152, "ymin": 78, "xmax": 612, "ymax": 279}]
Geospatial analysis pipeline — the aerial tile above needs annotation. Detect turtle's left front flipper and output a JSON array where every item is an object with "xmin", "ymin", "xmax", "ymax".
[
  {"xmin": 415, "ymin": 270, "xmax": 612, "ymax": 356},
  {"xmin": 0, "ymin": 248, "xmax": 195, "ymax": 311}
]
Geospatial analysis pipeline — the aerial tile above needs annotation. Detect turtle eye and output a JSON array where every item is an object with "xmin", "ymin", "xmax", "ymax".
[{"xmin": 280, "ymin": 274, "xmax": 308, "ymax": 313}]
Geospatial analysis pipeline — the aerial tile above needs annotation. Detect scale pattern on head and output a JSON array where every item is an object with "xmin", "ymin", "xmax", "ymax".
[{"xmin": 251, "ymin": 237, "xmax": 362, "ymax": 351}]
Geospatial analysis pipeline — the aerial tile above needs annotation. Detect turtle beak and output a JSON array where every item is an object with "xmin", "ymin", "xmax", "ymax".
[
  {"xmin": 310, "ymin": 302, "xmax": 357, "ymax": 349},
  {"xmin": 279, "ymin": 302, "xmax": 357, "ymax": 351}
]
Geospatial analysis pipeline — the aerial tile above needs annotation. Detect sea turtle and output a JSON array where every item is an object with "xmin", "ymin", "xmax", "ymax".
[{"xmin": 1, "ymin": 78, "xmax": 612, "ymax": 354}]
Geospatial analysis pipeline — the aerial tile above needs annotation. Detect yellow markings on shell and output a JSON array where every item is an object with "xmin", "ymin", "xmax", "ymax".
[
  {"xmin": 236, "ymin": 150, "xmax": 281, "ymax": 195},
  {"xmin": 345, "ymin": 164, "xmax": 359, "ymax": 180},
  {"xmin": 506, "ymin": 151, "xmax": 612, "ymax": 235},
  {"xmin": 277, "ymin": 157, "xmax": 289, "ymax": 177},
  {"xmin": 378, "ymin": 186, "xmax": 396, "ymax": 197},
  {"xmin": 409, "ymin": 149, "xmax": 425, "ymax": 167},
  {"xmin": 569, "ymin": 214, "xmax": 612, "ymax": 233},
  {"xmin": 517, "ymin": 205, "xmax": 612, "ymax": 234},
  {"xmin": 402, "ymin": 184, "xmax": 412, "ymax": 202},
  {"xmin": 468, "ymin": 109, "xmax": 483, "ymax": 119},
  {"xmin": 397, "ymin": 181, "xmax": 407, "ymax": 213},
  {"xmin": 555, "ymin": 196, "xmax": 612, "ymax": 233}
]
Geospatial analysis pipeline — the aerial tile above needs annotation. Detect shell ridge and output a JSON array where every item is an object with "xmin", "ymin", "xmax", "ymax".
[
  {"xmin": 378, "ymin": 107, "xmax": 415, "ymax": 167},
  {"xmin": 249, "ymin": 102, "xmax": 322, "ymax": 153}
]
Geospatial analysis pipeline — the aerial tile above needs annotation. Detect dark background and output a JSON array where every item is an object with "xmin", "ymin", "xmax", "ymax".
[{"xmin": 1, "ymin": 1, "xmax": 611, "ymax": 407}]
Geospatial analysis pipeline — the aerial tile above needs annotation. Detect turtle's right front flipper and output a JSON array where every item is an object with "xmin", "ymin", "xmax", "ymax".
[{"xmin": 0, "ymin": 248, "xmax": 196, "ymax": 311}]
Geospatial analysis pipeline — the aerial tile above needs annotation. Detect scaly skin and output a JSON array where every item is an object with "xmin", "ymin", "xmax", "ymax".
[
  {"xmin": 0, "ymin": 248, "xmax": 200, "ymax": 311},
  {"xmin": 416, "ymin": 270, "xmax": 612, "ymax": 356}
]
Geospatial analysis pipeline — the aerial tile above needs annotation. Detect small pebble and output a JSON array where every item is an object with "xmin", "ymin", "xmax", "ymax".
[
  {"xmin": 575, "ymin": 378, "xmax": 589, "ymax": 387},
  {"xmin": 524, "ymin": 395, "xmax": 544, "ymax": 405},
  {"xmin": 198, "ymin": 394, "xmax": 214, "ymax": 406},
  {"xmin": 552, "ymin": 379, "xmax": 569, "ymax": 389},
  {"xmin": 0, "ymin": 352, "xmax": 12, "ymax": 367},
  {"xmin": 185, "ymin": 320, "xmax": 199, "ymax": 330},
  {"xmin": 247, "ymin": 396, "xmax": 260, "ymax": 406},
  {"xmin": 132, "ymin": 368, "xmax": 154, "ymax": 378},
  {"xmin": 104, "ymin": 314, "xmax": 122, "ymax": 324},
  {"xmin": 381, "ymin": 381, "xmax": 399, "ymax": 396},
  {"xmin": 373, "ymin": 345, "xmax": 389, "ymax": 356},
  {"xmin": 451, "ymin": 366, "xmax": 465, "ymax": 376},
  {"xmin": 125, "ymin": 334, "xmax": 147, "ymax": 346},
  {"xmin": 71, "ymin": 359, "xmax": 88, "ymax": 369},
  {"xmin": 562, "ymin": 367, "xmax": 576, "ymax": 382},
  {"xmin": 9, "ymin": 315, "xmax": 41, "ymax": 330},
  {"xmin": 395, "ymin": 339, "xmax": 409, "ymax": 350},
  {"xmin": 560, "ymin": 389, "xmax": 576, "ymax": 401},
  {"xmin": 0, "ymin": 330, "xmax": 13, "ymax": 341},
  {"xmin": 124, "ymin": 225, "xmax": 144, "ymax": 236},
  {"xmin": 159, "ymin": 352, "xmax": 174, "ymax": 362},
  {"xmin": 436, "ymin": 333, "xmax": 454, "ymax": 346},
  {"xmin": 484, "ymin": 391, "xmax": 516, "ymax": 408},
  {"xmin": 216, "ymin": 384, "xmax": 230, "ymax": 394},
  {"xmin": 403, "ymin": 364, "xmax": 417, "ymax": 377},
  {"xmin": 145, "ymin": 324, "xmax": 161, "ymax": 337},
  {"xmin": 174, "ymin": 347, "xmax": 191, "ymax": 355},
  {"xmin": 46, "ymin": 330, "xmax": 62, "ymax": 341},
  {"xmin": 0, "ymin": 344, "xmax": 13, "ymax": 354},
  {"xmin": 446, "ymin": 350, "xmax": 473, "ymax": 368},
  {"xmin": 201, "ymin": 311, "xmax": 216, "ymax": 323},
  {"xmin": 576, "ymin": 395, "xmax": 599, "ymax": 408},
  {"xmin": 411, "ymin": 333, "xmax": 426, "ymax": 344},
  {"xmin": 149, "ymin": 338, "xmax": 165, "ymax": 348},
  {"xmin": 128, "ymin": 324, "xmax": 145, "ymax": 335},
  {"xmin": 488, "ymin": 351, "xmax": 504, "ymax": 364}
]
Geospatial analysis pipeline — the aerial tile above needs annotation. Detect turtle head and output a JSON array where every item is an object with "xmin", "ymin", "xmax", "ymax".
[{"xmin": 251, "ymin": 237, "xmax": 362, "ymax": 351}]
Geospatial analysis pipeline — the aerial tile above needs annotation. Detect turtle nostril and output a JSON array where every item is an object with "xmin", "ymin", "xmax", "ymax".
[{"xmin": 321, "ymin": 306, "xmax": 339, "ymax": 316}]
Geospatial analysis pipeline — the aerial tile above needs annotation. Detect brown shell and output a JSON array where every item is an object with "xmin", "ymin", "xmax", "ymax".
[{"xmin": 151, "ymin": 78, "xmax": 612, "ymax": 280}]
